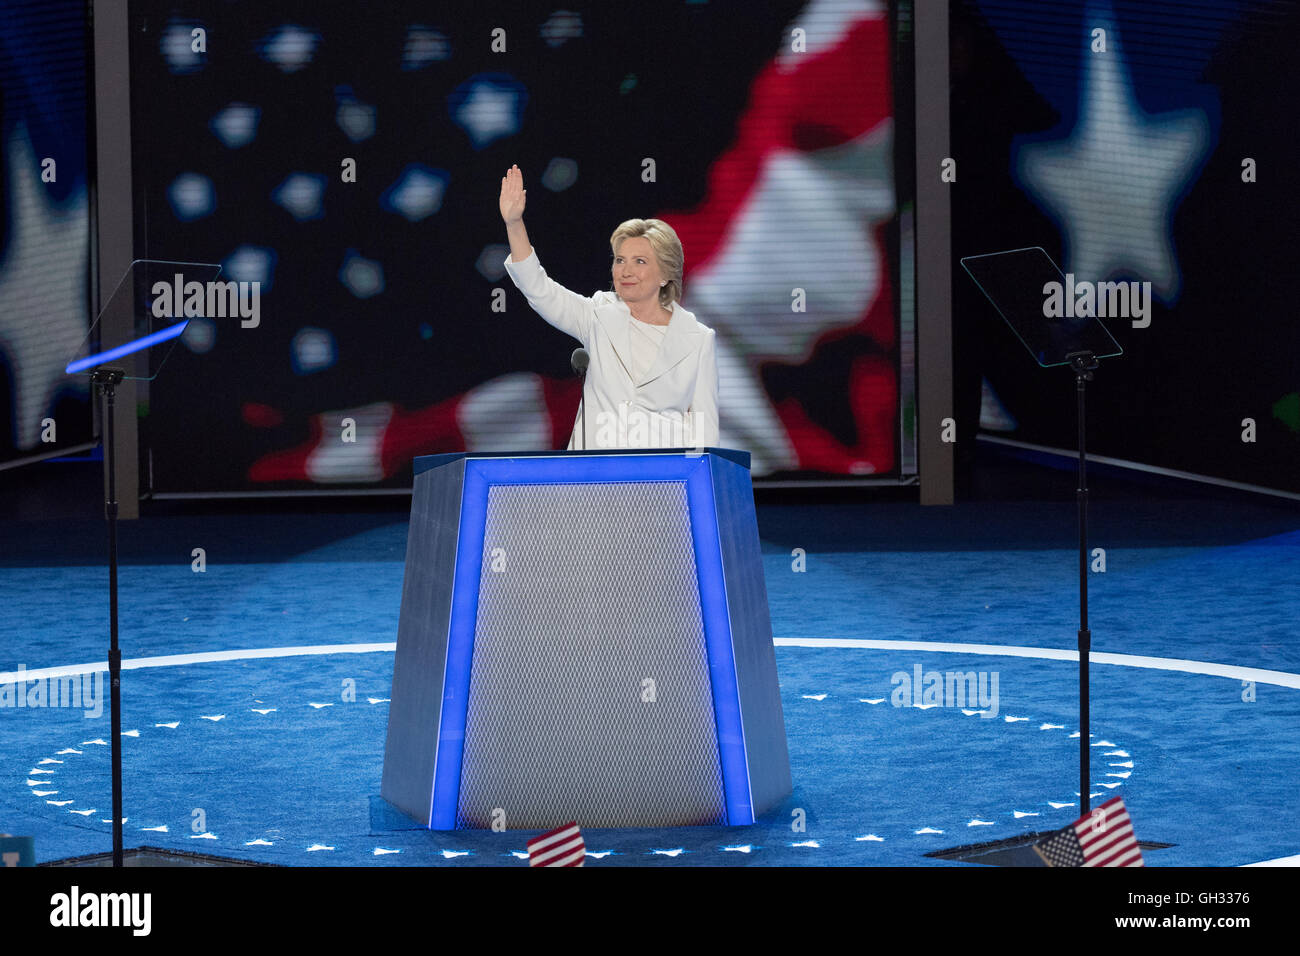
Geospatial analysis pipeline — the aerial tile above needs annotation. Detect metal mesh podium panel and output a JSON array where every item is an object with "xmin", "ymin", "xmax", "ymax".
[{"xmin": 455, "ymin": 480, "xmax": 726, "ymax": 829}]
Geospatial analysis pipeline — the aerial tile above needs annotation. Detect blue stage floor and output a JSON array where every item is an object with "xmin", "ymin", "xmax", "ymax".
[{"xmin": 2, "ymin": 460, "xmax": 1297, "ymax": 866}]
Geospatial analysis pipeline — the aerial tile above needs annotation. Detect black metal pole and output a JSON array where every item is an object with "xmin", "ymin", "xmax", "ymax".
[
  {"xmin": 93, "ymin": 368, "xmax": 125, "ymax": 867},
  {"xmin": 1069, "ymin": 352, "xmax": 1096, "ymax": 816}
]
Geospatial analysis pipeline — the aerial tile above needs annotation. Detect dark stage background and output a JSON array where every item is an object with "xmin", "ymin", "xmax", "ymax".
[
  {"xmin": 130, "ymin": 0, "xmax": 903, "ymax": 493},
  {"xmin": 4, "ymin": 1, "xmax": 1296, "ymax": 498},
  {"xmin": 952, "ymin": 0, "xmax": 1300, "ymax": 495}
]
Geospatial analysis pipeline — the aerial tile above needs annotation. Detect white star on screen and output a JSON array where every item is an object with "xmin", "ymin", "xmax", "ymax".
[
  {"xmin": 291, "ymin": 328, "xmax": 337, "ymax": 375},
  {"xmin": 449, "ymin": 77, "xmax": 525, "ymax": 150},
  {"xmin": 160, "ymin": 20, "xmax": 206, "ymax": 75},
  {"xmin": 380, "ymin": 165, "xmax": 448, "ymax": 222},
  {"xmin": 167, "ymin": 172, "xmax": 215, "ymax": 221},
  {"xmin": 223, "ymin": 245, "xmax": 276, "ymax": 292},
  {"xmin": 401, "ymin": 25, "xmax": 451, "ymax": 70},
  {"xmin": 474, "ymin": 244, "xmax": 509, "ymax": 282},
  {"xmin": 335, "ymin": 91, "xmax": 377, "ymax": 143},
  {"xmin": 209, "ymin": 103, "xmax": 261, "ymax": 149},
  {"xmin": 540, "ymin": 11, "xmax": 583, "ymax": 49},
  {"xmin": 181, "ymin": 316, "xmax": 216, "ymax": 355},
  {"xmin": 540, "ymin": 157, "xmax": 579, "ymax": 192},
  {"xmin": 0, "ymin": 126, "xmax": 89, "ymax": 450},
  {"xmin": 339, "ymin": 251, "xmax": 384, "ymax": 299},
  {"xmin": 272, "ymin": 173, "xmax": 326, "ymax": 222},
  {"xmin": 258, "ymin": 25, "xmax": 320, "ymax": 74},
  {"xmin": 1015, "ymin": 7, "xmax": 1211, "ymax": 302}
]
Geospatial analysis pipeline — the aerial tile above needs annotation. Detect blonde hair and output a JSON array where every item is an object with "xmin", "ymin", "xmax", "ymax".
[{"xmin": 610, "ymin": 218, "xmax": 684, "ymax": 308}]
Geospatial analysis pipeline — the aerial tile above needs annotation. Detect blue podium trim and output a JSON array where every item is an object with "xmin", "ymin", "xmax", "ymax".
[
  {"xmin": 414, "ymin": 446, "xmax": 751, "ymax": 477},
  {"xmin": 428, "ymin": 452, "xmax": 753, "ymax": 828}
]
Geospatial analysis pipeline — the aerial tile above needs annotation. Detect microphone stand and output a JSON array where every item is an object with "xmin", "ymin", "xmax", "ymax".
[
  {"xmin": 574, "ymin": 382, "xmax": 586, "ymax": 450},
  {"xmin": 570, "ymin": 348, "xmax": 588, "ymax": 449}
]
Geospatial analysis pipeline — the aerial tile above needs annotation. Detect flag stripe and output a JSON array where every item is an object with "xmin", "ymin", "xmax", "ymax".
[
  {"xmin": 1079, "ymin": 820, "xmax": 1134, "ymax": 855},
  {"xmin": 1085, "ymin": 838, "xmax": 1140, "ymax": 866},
  {"xmin": 527, "ymin": 821, "xmax": 586, "ymax": 867},
  {"xmin": 528, "ymin": 830, "xmax": 581, "ymax": 855},
  {"xmin": 1040, "ymin": 796, "xmax": 1144, "ymax": 868},
  {"xmin": 1090, "ymin": 841, "xmax": 1143, "ymax": 868},
  {"xmin": 530, "ymin": 836, "xmax": 584, "ymax": 865},
  {"xmin": 527, "ymin": 823, "xmax": 581, "ymax": 852},
  {"xmin": 1083, "ymin": 827, "xmax": 1136, "ymax": 862},
  {"xmin": 1078, "ymin": 816, "xmax": 1131, "ymax": 842},
  {"xmin": 1078, "ymin": 811, "xmax": 1132, "ymax": 847}
]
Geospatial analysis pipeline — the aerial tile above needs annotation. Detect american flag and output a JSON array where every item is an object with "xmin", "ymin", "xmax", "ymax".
[
  {"xmin": 527, "ymin": 821, "xmax": 585, "ymax": 867},
  {"xmin": 1034, "ymin": 796, "xmax": 1144, "ymax": 867},
  {"xmin": 241, "ymin": 1, "xmax": 898, "ymax": 489}
]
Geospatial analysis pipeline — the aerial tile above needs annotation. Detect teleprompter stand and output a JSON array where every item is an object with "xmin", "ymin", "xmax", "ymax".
[
  {"xmin": 66, "ymin": 260, "xmax": 222, "ymax": 866},
  {"xmin": 961, "ymin": 247, "xmax": 1124, "ymax": 815},
  {"xmin": 90, "ymin": 367, "xmax": 125, "ymax": 866}
]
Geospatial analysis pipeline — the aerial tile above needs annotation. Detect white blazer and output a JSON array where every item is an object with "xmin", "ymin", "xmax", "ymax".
[{"xmin": 504, "ymin": 247, "xmax": 719, "ymax": 450}]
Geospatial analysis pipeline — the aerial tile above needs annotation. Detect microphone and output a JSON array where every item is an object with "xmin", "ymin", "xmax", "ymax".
[{"xmin": 570, "ymin": 348, "xmax": 589, "ymax": 450}]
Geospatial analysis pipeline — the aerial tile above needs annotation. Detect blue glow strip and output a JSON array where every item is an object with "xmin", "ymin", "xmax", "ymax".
[
  {"xmin": 471, "ymin": 453, "xmax": 694, "ymax": 486},
  {"xmin": 64, "ymin": 320, "xmax": 189, "ymax": 374},
  {"xmin": 685, "ymin": 459, "xmax": 752, "ymax": 824},
  {"xmin": 425, "ymin": 452, "xmax": 753, "ymax": 828},
  {"xmin": 429, "ymin": 464, "xmax": 490, "ymax": 829}
]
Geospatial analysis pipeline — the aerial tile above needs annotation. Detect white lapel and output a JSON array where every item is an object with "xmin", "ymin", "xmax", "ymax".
[
  {"xmin": 638, "ymin": 303, "xmax": 699, "ymax": 387},
  {"xmin": 594, "ymin": 301, "xmax": 634, "ymax": 379},
  {"xmin": 595, "ymin": 298, "xmax": 700, "ymax": 387}
]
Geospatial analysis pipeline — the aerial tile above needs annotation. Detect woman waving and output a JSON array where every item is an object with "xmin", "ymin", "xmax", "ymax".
[{"xmin": 499, "ymin": 164, "xmax": 719, "ymax": 450}]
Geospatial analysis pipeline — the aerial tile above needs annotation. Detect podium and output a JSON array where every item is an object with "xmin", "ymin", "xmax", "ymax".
[{"xmin": 380, "ymin": 448, "xmax": 791, "ymax": 830}]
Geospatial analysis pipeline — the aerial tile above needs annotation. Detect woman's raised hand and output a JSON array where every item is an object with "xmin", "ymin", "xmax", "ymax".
[{"xmin": 499, "ymin": 165, "xmax": 526, "ymax": 224}]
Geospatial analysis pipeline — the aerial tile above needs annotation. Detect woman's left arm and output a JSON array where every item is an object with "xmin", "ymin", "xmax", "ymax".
[{"xmin": 691, "ymin": 329, "xmax": 720, "ymax": 447}]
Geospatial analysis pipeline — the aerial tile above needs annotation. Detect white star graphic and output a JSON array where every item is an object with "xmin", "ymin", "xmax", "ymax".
[
  {"xmin": 0, "ymin": 125, "xmax": 90, "ymax": 450},
  {"xmin": 451, "ymin": 80, "xmax": 523, "ymax": 149},
  {"xmin": 1015, "ymin": 5, "xmax": 1211, "ymax": 302}
]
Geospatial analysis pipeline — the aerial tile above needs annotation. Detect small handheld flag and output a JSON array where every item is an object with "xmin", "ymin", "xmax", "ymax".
[
  {"xmin": 527, "ymin": 821, "xmax": 585, "ymax": 867},
  {"xmin": 1034, "ymin": 796, "xmax": 1144, "ymax": 867}
]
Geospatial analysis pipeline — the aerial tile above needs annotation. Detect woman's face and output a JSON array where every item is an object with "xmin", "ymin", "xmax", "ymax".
[{"xmin": 612, "ymin": 236, "xmax": 666, "ymax": 309}]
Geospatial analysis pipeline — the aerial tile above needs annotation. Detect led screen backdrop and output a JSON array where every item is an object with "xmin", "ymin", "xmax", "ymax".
[
  {"xmin": 0, "ymin": 0, "xmax": 91, "ymax": 466},
  {"xmin": 952, "ymin": 0, "xmax": 1300, "ymax": 495},
  {"xmin": 133, "ymin": 0, "xmax": 902, "ymax": 493}
]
